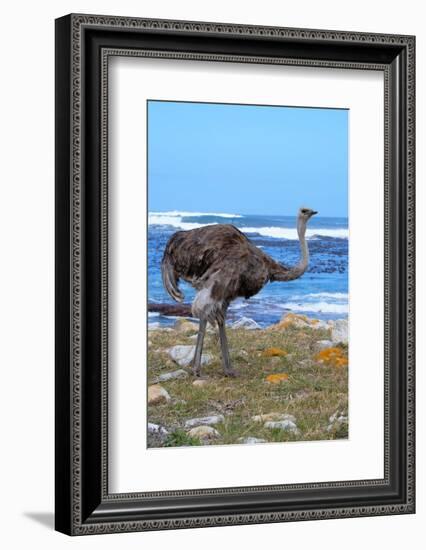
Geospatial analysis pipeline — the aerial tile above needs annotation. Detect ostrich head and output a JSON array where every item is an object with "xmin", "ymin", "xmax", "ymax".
[
  {"xmin": 297, "ymin": 207, "xmax": 318, "ymax": 236},
  {"xmin": 298, "ymin": 206, "xmax": 318, "ymax": 221}
]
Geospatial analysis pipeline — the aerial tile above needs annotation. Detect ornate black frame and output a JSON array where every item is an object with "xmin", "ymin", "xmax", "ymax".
[{"xmin": 55, "ymin": 13, "xmax": 415, "ymax": 535}]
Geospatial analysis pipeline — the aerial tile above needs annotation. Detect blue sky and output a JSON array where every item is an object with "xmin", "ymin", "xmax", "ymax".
[{"xmin": 148, "ymin": 100, "xmax": 348, "ymax": 217}]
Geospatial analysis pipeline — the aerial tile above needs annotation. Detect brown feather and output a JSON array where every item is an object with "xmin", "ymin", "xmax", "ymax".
[{"xmin": 161, "ymin": 224, "xmax": 290, "ymax": 313}]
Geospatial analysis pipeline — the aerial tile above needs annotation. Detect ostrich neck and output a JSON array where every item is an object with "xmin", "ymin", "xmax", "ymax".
[
  {"xmin": 269, "ymin": 218, "xmax": 309, "ymax": 281},
  {"xmin": 295, "ymin": 218, "xmax": 309, "ymax": 273}
]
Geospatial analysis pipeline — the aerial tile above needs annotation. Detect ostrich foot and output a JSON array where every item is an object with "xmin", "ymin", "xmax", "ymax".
[
  {"xmin": 225, "ymin": 371, "xmax": 238, "ymax": 378},
  {"xmin": 191, "ymin": 362, "xmax": 201, "ymax": 377},
  {"xmin": 224, "ymin": 366, "xmax": 238, "ymax": 378}
]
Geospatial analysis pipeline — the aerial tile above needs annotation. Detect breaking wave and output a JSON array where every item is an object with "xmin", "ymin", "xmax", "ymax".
[
  {"xmin": 285, "ymin": 301, "xmax": 349, "ymax": 314},
  {"xmin": 149, "ymin": 210, "xmax": 243, "ymax": 218},
  {"xmin": 148, "ymin": 215, "xmax": 212, "ymax": 231},
  {"xmin": 292, "ymin": 292, "xmax": 348, "ymax": 300},
  {"xmin": 148, "ymin": 211, "xmax": 244, "ymax": 231},
  {"xmin": 148, "ymin": 212, "xmax": 348, "ymax": 240},
  {"xmin": 240, "ymin": 226, "xmax": 348, "ymax": 240},
  {"xmin": 148, "ymin": 311, "xmax": 160, "ymax": 318}
]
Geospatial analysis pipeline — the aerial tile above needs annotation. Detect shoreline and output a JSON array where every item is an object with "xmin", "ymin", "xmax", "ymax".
[{"xmin": 148, "ymin": 307, "xmax": 349, "ymax": 333}]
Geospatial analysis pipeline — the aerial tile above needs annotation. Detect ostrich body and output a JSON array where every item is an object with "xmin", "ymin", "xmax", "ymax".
[{"xmin": 161, "ymin": 207, "xmax": 317, "ymax": 376}]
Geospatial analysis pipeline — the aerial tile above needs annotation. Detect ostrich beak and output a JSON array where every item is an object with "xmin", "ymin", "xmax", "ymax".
[{"xmin": 311, "ymin": 210, "xmax": 318, "ymax": 216}]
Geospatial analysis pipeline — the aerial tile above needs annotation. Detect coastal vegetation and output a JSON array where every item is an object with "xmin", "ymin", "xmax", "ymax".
[{"xmin": 147, "ymin": 313, "xmax": 348, "ymax": 448}]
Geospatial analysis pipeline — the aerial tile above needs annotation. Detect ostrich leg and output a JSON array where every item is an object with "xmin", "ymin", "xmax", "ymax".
[
  {"xmin": 217, "ymin": 319, "xmax": 236, "ymax": 377},
  {"xmin": 192, "ymin": 319, "xmax": 207, "ymax": 376}
]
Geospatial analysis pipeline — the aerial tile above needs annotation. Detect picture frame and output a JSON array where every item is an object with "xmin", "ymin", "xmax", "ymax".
[{"xmin": 55, "ymin": 13, "xmax": 415, "ymax": 535}]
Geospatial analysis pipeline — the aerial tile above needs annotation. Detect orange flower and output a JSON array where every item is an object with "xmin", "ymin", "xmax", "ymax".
[
  {"xmin": 266, "ymin": 373, "xmax": 289, "ymax": 384},
  {"xmin": 335, "ymin": 357, "xmax": 348, "ymax": 367},
  {"xmin": 314, "ymin": 347, "xmax": 348, "ymax": 368},
  {"xmin": 262, "ymin": 347, "xmax": 288, "ymax": 357}
]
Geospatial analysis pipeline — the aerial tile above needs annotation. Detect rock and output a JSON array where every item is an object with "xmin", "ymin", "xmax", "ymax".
[
  {"xmin": 252, "ymin": 412, "xmax": 296, "ymax": 423},
  {"xmin": 147, "ymin": 430, "xmax": 168, "ymax": 448},
  {"xmin": 184, "ymin": 415, "xmax": 224, "ymax": 428},
  {"xmin": 331, "ymin": 319, "xmax": 349, "ymax": 344},
  {"xmin": 230, "ymin": 317, "xmax": 261, "ymax": 330},
  {"xmin": 334, "ymin": 414, "xmax": 348, "ymax": 425},
  {"xmin": 175, "ymin": 319, "xmax": 199, "ymax": 334},
  {"xmin": 328, "ymin": 411, "xmax": 340, "ymax": 423},
  {"xmin": 316, "ymin": 339, "xmax": 333, "ymax": 350},
  {"xmin": 269, "ymin": 312, "xmax": 309, "ymax": 330},
  {"xmin": 147, "ymin": 422, "xmax": 169, "ymax": 435},
  {"xmin": 168, "ymin": 345, "xmax": 212, "ymax": 367},
  {"xmin": 237, "ymin": 437, "xmax": 267, "ymax": 444},
  {"xmin": 327, "ymin": 411, "xmax": 348, "ymax": 431},
  {"xmin": 269, "ymin": 313, "xmax": 330, "ymax": 331},
  {"xmin": 148, "ymin": 301, "xmax": 193, "ymax": 317},
  {"xmin": 153, "ymin": 369, "xmax": 188, "ymax": 383},
  {"xmin": 188, "ymin": 425, "xmax": 220, "ymax": 441},
  {"xmin": 148, "ymin": 384, "xmax": 171, "ymax": 405},
  {"xmin": 309, "ymin": 319, "xmax": 331, "ymax": 330},
  {"xmin": 192, "ymin": 379, "xmax": 209, "ymax": 387},
  {"xmin": 148, "ymin": 339, "xmax": 153, "ymax": 347},
  {"xmin": 264, "ymin": 419, "xmax": 300, "ymax": 434}
]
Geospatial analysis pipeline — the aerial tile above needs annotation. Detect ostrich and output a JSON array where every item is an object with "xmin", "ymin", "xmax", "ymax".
[{"xmin": 161, "ymin": 207, "xmax": 318, "ymax": 377}]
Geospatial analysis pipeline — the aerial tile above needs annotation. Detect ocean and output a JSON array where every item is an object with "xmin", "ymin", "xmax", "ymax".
[{"xmin": 148, "ymin": 211, "xmax": 348, "ymax": 328}]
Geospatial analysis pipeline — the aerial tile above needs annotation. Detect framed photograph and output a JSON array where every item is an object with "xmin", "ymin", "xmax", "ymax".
[{"xmin": 55, "ymin": 14, "xmax": 415, "ymax": 535}]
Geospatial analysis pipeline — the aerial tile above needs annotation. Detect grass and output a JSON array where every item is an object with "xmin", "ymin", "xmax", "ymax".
[
  {"xmin": 163, "ymin": 429, "xmax": 201, "ymax": 447},
  {"xmin": 147, "ymin": 320, "xmax": 348, "ymax": 448}
]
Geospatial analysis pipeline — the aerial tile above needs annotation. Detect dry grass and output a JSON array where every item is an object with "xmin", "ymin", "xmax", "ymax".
[{"xmin": 147, "ymin": 322, "xmax": 348, "ymax": 448}]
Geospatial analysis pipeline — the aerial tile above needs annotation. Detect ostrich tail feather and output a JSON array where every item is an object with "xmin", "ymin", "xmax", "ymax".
[{"xmin": 161, "ymin": 254, "xmax": 184, "ymax": 302}]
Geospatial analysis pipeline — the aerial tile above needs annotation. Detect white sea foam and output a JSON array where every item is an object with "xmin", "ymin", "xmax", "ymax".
[
  {"xmin": 148, "ymin": 215, "xmax": 212, "ymax": 230},
  {"xmin": 240, "ymin": 226, "xmax": 348, "ymax": 240},
  {"xmin": 230, "ymin": 301, "xmax": 249, "ymax": 310},
  {"xmin": 149, "ymin": 210, "xmax": 242, "ymax": 220},
  {"xmin": 148, "ymin": 212, "xmax": 348, "ymax": 240},
  {"xmin": 292, "ymin": 292, "xmax": 348, "ymax": 301},
  {"xmin": 285, "ymin": 301, "xmax": 349, "ymax": 314},
  {"xmin": 148, "ymin": 211, "xmax": 243, "ymax": 231}
]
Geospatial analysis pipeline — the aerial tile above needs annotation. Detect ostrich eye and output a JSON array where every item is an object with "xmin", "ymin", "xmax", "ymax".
[{"xmin": 301, "ymin": 209, "xmax": 308, "ymax": 214}]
